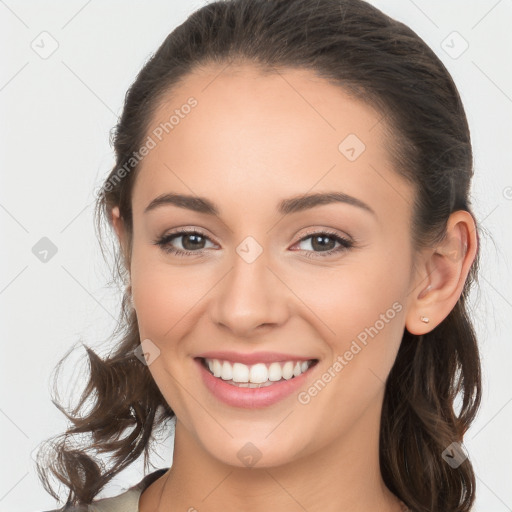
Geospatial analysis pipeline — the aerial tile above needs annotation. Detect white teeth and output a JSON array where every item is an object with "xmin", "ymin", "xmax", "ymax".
[
  {"xmin": 281, "ymin": 361, "xmax": 294, "ymax": 380},
  {"xmin": 268, "ymin": 362, "xmax": 283, "ymax": 382},
  {"xmin": 249, "ymin": 363, "xmax": 269, "ymax": 384},
  {"xmin": 212, "ymin": 359, "xmax": 222, "ymax": 377},
  {"xmin": 221, "ymin": 361, "xmax": 233, "ymax": 381},
  {"xmin": 231, "ymin": 362, "xmax": 249, "ymax": 382},
  {"xmin": 203, "ymin": 357, "xmax": 316, "ymax": 384}
]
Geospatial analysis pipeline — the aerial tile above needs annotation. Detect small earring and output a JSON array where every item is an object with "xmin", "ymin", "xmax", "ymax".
[{"xmin": 420, "ymin": 315, "xmax": 430, "ymax": 323}]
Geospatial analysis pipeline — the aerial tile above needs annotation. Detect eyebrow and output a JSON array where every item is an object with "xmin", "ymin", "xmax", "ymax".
[{"xmin": 144, "ymin": 191, "xmax": 376, "ymax": 217}]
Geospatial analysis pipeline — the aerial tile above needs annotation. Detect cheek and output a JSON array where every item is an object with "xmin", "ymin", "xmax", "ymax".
[
  {"xmin": 130, "ymin": 245, "xmax": 221, "ymax": 345},
  {"xmin": 342, "ymin": 254, "xmax": 409, "ymax": 371},
  {"xmin": 132, "ymin": 267, "xmax": 197, "ymax": 339},
  {"xmin": 297, "ymin": 249, "xmax": 409, "ymax": 375},
  {"xmin": 294, "ymin": 250, "xmax": 407, "ymax": 336},
  {"xmin": 130, "ymin": 242, "xmax": 185, "ymax": 337}
]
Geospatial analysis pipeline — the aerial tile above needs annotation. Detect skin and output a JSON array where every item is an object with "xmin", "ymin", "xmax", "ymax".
[{"xmin": 111, "ymin": 63, "xmax": 477, "ymax": 512}]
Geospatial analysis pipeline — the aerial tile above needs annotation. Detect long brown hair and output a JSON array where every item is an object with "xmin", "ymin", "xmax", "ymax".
[{"xmin": 35, "ymin": 1, "xmax": 482, "ymax": 510}]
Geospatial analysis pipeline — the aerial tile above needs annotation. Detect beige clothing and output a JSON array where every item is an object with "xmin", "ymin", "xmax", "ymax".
[{"xmin": 43, "ymin": 468, "xmax": 169, "ymax": 512}]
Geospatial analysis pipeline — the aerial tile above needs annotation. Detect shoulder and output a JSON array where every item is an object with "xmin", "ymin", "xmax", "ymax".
[{"xmin": 41, "ymin": 468, "xmax": 170, "ymax": 512}]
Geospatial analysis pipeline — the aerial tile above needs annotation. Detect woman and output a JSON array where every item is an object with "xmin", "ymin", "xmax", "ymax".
[{"xmin": 36, "ymin": 0, "xmax": 482, "ymax": 511}]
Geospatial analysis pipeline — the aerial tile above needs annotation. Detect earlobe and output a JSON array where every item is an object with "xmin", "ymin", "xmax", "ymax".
[{"xmin": 405, "ymin": 210, "xmax": 478, "ymax": 335}]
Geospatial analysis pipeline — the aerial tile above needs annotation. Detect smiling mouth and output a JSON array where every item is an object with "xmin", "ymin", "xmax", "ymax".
[{"xmin": 197, "ymin": 357, "xmax": 319, "ymax": 388}]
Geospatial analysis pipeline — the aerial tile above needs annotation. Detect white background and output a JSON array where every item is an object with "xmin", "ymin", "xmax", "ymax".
[{"xmin": 1, "ymin": 1, "xmax": 511, "ymax": 511}]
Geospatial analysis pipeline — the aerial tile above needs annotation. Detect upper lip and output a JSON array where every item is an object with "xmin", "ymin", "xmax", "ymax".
[{"xmin": 196, "ymin": 351, "xmax": 318, "ymax": 365}]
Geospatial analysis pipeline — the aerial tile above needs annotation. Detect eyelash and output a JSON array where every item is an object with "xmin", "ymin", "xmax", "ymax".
[{"xmin": 152, "ymin": 228, "xmax": 354, "ymax": 259}]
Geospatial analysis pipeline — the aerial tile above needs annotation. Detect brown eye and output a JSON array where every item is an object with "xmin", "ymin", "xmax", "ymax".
[
  {"xmin": 179, "ymin": 232, "xmax": 207, "ymax": 250},
  {"xmin": 154, "ymin": 229, "xmax": 215, "ymax": 256},
  {"xmin": 294, "ymin": 231, "xmax": 354, "ymax": 258}
]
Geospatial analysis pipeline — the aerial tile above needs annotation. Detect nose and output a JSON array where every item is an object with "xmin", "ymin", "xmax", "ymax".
[{"xmin": 209, "ymin": 249, "xmax": 290, "ymax": 338}]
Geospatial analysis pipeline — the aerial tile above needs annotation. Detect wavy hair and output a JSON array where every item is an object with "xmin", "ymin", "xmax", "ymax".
[{"xmin": 35, "ymin": 1, "xmax": 482, "ymax": 510}]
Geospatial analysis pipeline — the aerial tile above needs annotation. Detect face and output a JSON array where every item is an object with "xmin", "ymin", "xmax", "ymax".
[{"xmin": 123, "ymin": 63, "xmax": 419, "ymax": 468}]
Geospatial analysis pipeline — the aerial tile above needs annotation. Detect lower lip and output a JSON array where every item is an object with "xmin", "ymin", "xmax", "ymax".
[{"xmin": 195, "ymin": 358, "xmax": 318, "ymax": 409}]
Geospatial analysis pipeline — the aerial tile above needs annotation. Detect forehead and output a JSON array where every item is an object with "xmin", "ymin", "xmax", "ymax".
[{"xmin": 132, "ymin": 63, "xmax": 412, "ymax": 223}]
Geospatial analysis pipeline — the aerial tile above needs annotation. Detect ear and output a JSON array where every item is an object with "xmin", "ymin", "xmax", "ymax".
[
  {"xmin": 111, "ymin": 206, "xmax": 124, "ymax": 245},
  {"xmin": 405, "ymin": 210, "xmax": 478, "ymax": 335},
  {"xmin": 111, "ymin": 206, "xmax": 130, "ymax": 273}
]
